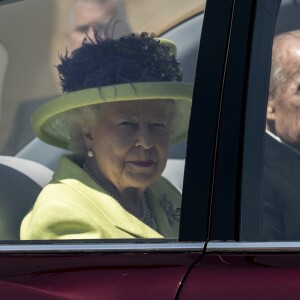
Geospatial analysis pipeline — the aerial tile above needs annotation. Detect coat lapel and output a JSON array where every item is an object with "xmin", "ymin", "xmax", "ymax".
[{"xmin": 54, "ymin": 156, "xmax": 163, "ymax": 238}]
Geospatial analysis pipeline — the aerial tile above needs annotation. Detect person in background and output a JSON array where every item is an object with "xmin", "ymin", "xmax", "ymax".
[
  {"xmin": 20, "ymin": 31, "xmax": 193, "ymax": 240},
  {"xmin": 3, "ymin": 0, "xmax": 131, "ymax": 155},
  {"xmin": 263, "ymin": 30, "xmax": 300, "ymax": 240},
  {"xmin": 66, "ymin": 0, "xmax": 131, "ymax": 51}
]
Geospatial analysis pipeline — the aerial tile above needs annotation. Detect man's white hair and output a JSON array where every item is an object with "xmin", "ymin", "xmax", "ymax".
[{"xmin": 269, "ymin": 30, "xmax": 300, "ymax": 97}]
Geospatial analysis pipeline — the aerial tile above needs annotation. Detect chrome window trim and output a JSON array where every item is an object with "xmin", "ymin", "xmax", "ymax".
[
  {"xmin": 207, "ymin": 241, "xmax": 300, "ymax": 252},
  {"xmin": 3, "ymin": 241, "xmax": 300, "ymax": 254},
  {"xmin": 0, "ymin": 242, "xmax": 205, "ymax": 254}
]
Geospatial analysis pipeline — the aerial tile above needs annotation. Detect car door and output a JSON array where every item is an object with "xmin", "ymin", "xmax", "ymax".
[
  {"xmin": 5, "ymin": 0, "xmax": 295, "ymax": 298},
  {"xmin": 0, "ymin": 0, "xmax": 226, "ymax": 299},
  {"xmin": 178, "ymin": 0, "xmax": 300, "ymax": 299}
]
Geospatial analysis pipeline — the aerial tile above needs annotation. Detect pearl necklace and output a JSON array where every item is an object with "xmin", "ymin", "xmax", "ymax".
[{"xmin": 82, "ymin": 163, "xmax": 158, "ymax": 230}]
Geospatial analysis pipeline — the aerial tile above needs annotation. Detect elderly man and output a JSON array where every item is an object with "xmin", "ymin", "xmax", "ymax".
[{"xmin": 263, "ymin": 30, "xmax": 300, "ymax": 240}]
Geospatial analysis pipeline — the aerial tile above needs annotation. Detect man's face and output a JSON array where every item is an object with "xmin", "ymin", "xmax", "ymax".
[
  {"xmin": 67, "ymin": 0, "xmax": 116, "ymax": 51},
  {"xmin": 267, "ymin": 42, "xmax": 300, "ymax": 151}
]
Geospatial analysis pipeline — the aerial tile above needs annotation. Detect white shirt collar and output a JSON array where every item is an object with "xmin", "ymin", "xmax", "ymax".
[{"xmin": 266, "ymin": 130, "xmax": 300, "ymax": 157}]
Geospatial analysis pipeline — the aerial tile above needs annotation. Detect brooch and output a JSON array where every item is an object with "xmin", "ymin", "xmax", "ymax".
[{"xmin": 160, "ymin": 193, "xmax": 181, "ymax": 225}]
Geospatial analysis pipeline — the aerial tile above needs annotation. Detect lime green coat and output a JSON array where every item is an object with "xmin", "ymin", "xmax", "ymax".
[{"xmin": 20, "ymin": 156, "xmax": 181, "ymax": 240}]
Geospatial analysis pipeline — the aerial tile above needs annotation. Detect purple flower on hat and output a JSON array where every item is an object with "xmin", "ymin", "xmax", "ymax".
[{"xmin": 56, "ymin": 30, "xmax": 183, "ymax": 93}]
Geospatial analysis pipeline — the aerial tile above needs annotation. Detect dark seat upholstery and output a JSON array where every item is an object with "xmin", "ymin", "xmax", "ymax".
[{"xmin": 0, "ymin": 156, "xmax": 53, "ymax": 240}]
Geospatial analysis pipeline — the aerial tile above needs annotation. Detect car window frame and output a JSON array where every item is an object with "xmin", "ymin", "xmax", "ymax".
[
  {"xmin": 239, "ymin": 0, "xmax": 281, "ymax": 241},
  {"xmin": 0, "ymin": 0, "xmax": 281, "ymax": 252},
  {"xmin": 0, "ymin": 0, "xmax": 229, "ymax": 251},
  {"xmin": 205, "ymin": 0, "xmax": 281, "ymax": 242},
  {"xmin": 178, "ymin": 0, "xmax": 237, "ymax": 242}
]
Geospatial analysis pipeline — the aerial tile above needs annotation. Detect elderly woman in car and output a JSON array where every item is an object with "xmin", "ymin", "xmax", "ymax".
[{"xmin": 20, "ymin": 32, "xmax": 193, "ymax": 240}]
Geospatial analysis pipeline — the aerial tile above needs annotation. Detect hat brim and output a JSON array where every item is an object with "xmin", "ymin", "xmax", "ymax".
[{"xmin": 32, "ymin": 82, "xmax": 193, "ymax": 149}]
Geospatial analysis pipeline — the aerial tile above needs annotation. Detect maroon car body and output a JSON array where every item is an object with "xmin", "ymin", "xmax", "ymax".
[
  {"xmin": 181, "ymin": 250, "xmax": 300, "ymax": 299},
  {"xmin": 0, "ymin": 251, "xmax": 201, "ymax": 299},
  {"xmin": 1, "ymin": 0, "xmax": 300, "ymax": 299}
]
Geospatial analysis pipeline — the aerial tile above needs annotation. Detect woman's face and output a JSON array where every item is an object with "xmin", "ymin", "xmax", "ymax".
[{"xmin": 86, "ymin": 100, "xmax": 173, "ymax": 191}]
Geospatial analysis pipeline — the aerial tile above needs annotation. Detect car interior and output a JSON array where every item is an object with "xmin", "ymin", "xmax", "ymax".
[{"xmin": 0, "ymin": 156, "xmax": 53, "ymax": 239}]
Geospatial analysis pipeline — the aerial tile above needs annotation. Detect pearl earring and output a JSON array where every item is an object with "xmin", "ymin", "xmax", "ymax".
[
  {"xmin": 135, "ymin": 141, "xmax": 141, "ymax": 148},
  {"xmin": 87, "ymin": 150, "xmax": 94, "ymax": 157}
]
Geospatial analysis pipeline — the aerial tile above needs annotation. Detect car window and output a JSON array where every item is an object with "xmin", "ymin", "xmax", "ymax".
[
  {"xmin": 0, "ymin": 0, "xmax": 204, "ymax": 156},
  {"xmin": 240, "ymin": 0, "xmax": 300, "ymax": 241},
  {"xmin": 261, "ymin": 0, "xmax": 300, "ymax": 241},
  {"xmin": 0, "ymin": 0, "xmax": 206, "ymax": 242}
]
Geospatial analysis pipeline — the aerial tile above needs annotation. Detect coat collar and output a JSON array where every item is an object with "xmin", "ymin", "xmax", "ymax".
[{"xmin": 53, "ymin": 155, "xmax": 179, "ymax": 238}]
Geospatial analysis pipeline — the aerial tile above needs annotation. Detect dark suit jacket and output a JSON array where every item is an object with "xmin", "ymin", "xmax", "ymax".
[{"xmin": 263, "ymin": 134, "xmax": 300, "ymax": 241}]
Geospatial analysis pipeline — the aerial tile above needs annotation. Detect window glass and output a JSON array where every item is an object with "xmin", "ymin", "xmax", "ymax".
[
  {"xmin": 0, "ymin": 0, "xmax": 205, "ymax": 241},
  {"xmin": 241, "ymin": 0, "xmax": 300, "ymax": 241},
  {"xmin": 261, "ymin": 0, "xmax": 300, "ymax": 241}
]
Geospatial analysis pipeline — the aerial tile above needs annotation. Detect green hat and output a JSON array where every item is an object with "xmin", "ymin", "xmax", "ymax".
[{"xmin": 31, "ymin": 34, "xmax": 193, "ymax": 150}]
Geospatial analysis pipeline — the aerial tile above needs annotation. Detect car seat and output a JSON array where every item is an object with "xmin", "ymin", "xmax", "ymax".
[
  {"xmin": 0, "ymin": 156, "xmax": 53, "ymax": 240},
  {"xmin": 162, "ymin": 159, "xmax": 185, "ymax": 192},
  {"xmin": 0, "ymin": 43, "xmax": 8, "ymax": 119}
]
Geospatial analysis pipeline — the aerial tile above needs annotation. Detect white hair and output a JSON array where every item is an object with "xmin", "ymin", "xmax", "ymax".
[
  {"xmin": 65, "ymin": 104, "xmax": 105, "ymax": 155},
  {"xmin": 269, "ymin": 30, "xmax": 300, "ymax": 97},
  {"xmin": 65, "ymin": 100, "xmax": 180, "ymax": 156}
]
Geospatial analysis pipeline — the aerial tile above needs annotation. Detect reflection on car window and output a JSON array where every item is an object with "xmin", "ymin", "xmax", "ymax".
[
  {"xmin": 0, "ymin": 0, "xmax": 205, "ymax": 241},
  {"xmin": 242, "ymin": 1, "xmax": 300, "ymax": 241},
  {"xmin": 263, "ymin": 28, "xmax": 300, "ymax": 241}
]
